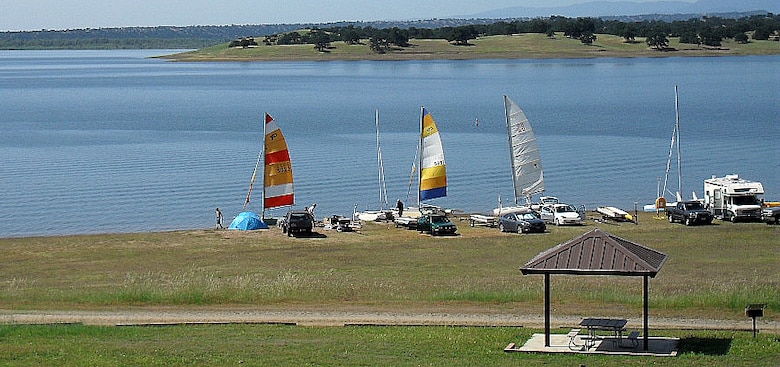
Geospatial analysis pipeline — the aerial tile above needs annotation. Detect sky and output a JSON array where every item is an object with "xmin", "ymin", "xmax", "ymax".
[{"xmin": 0, "ymin": 0, "xmax": 692, "ymax": 31}]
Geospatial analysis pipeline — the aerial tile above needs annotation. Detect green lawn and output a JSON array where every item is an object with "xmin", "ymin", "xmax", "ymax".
[{"xmin": 0, "ymin": 324, "xmax": 777, "ymax": 366}]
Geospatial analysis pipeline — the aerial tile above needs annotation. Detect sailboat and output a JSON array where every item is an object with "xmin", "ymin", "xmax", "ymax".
[
  {"xmin": 646, "ymin": 85, "xmax": 684, "ymax": 215},
  {"xmin": 356, "ymin": 110, "xmax": 392, "ymax": 222},
  {"xmin": 493, "ymin": 95, "xmax": 545, "ymax": 216},
  {"xmin": 394, "ymin": 106, "xmax": 449, "ymax": 227},
  {"xmin": 416, "ymin": 106, "xmax": 448, "ymax": 212},
  {"xmin": 231, "ymin": 113, "xmax": 294, "ymax": 229}
]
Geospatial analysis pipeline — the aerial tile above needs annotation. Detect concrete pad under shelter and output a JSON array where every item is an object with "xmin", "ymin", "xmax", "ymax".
[{"xmin": 505, "ymin": 333, "xmax": 679, "ymax": 357}]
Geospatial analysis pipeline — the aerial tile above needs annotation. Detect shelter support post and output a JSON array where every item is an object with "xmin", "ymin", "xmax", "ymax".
[
  {"xmin": 643, "ymin": 275, "xmax": 649, "ymax": 350},
  {"xmin": 544, "ymin": 273, "xmax": 550, "ymax": 347}
]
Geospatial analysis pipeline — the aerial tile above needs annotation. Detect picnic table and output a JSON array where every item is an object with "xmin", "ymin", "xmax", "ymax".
[{"xmin": 579, "ymin": 318, "xmax": 627, "ymax": 349}]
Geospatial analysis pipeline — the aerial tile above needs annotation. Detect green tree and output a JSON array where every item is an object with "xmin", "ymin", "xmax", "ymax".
[
  {"xmin": 679, "ymin": 31, "xmax": 699, "ymax": 45},
  {"xmin": 369, "ymin": 37, "xmax": 388, "ymax": 53},
  {"xmin": 340, "ymin": 26, "xmax": 361, "ymax": 45},
  {"xmin": 620, "ymin": 25, "xmax": 637, "ymax": 43},
  {"xmin": 734, "ymin": 32, "xmax": 749, "ymax": 44},
  {"xmin": 446, "ymin": 25, "xmax": 479, "ymax": 45},
  {"xmin": 489, "ymin": 21, "xmax": 516, "ymax": 35},
  {"xmin": 579, "ymin": 32, "xmax": 597, "ymax": 45},
  {"xmin": 308, "ymin": 30, "xmax": 332, "ymax": 52},
  {"xmin": 563, "ymin": 17, "xmax": 596, "ymax": 39},
  {"xmin": 698, "ymin": 27, "xmax": 722, "ymax": 47},
  {"xmin": 646, "ymin": 32, "xmax": 669, "ymax": 50},
  {"xmin": 752, "ymin": 25, "xmax": 773, "ymax": 40},
  {"xmin": 387, "ymin": 27, "xmax": 409, "ymax": 47},
  {"xmin": 525, "ymin": 19, "xmax": 550, "ymax": 34},
  {"xmin": 277, "ymin": 32, "xmax": 302, "ymax": 45}
]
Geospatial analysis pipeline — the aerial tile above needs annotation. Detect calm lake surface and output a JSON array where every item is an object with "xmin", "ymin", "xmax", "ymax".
[{"xmin": 1, "ymin": 50, "xmax": 777, "ymax": 237}]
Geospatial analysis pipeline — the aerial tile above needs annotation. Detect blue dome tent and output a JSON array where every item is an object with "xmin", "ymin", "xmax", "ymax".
[{"xmin": 228, "ymin": 211, "xmax": 268, "ymax": 230}]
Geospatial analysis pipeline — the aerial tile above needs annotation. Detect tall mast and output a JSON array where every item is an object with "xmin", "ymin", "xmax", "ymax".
[
  {"xmin": 243, "ymin": 151, "xmax": 262, "ymax": 211},
  {"xmin": 417, "ymin": 106, "xmax": 424, "ymax": 210},
  {"xmin": 662, "ymin": 86, "xmax": 682, "ymax": 201},
  {"xmin": 405, "ymin": 141, "xmax": 419, "ymax": 206},
  {"xmin": 376, "ymin": 110, "xmax": 388, "ymax": 210},
  {"xmin": 674, "ymin": 85, "xmax": 682, "ymax": 199},
  {"xmin": 503, "ymin": 96, "xmax": 519, "ymax": 205},
  {"xmin": 261, "ymin": 112, "xmax": 268, "ymax": 219}
]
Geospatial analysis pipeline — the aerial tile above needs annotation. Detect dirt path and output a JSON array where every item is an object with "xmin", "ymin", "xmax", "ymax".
[{"xmin": 2, "ymin": 310, "xmax": 777, "ymax": 332}]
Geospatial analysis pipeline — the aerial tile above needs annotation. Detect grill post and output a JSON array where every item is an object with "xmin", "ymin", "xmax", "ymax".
[{"xmin": 745, "ymin": 304, "xmax": 765, "ymax": 338}]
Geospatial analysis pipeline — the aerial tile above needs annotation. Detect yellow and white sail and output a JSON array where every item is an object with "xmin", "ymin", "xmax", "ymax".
[{"xmin": 418, "ymin": 107, "xmax": 447, "ymax": 202}]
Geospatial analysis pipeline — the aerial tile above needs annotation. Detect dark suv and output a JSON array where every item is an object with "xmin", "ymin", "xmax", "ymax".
[
  {"xmin": 282, "ymin": 211, "xmax": 314, "ymax": 236},
  {"xmin": 417, "ymin": 214, "xmax": 457, "ymax": 236}
]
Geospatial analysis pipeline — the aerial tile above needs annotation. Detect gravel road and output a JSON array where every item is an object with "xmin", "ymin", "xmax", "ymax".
[{"xmin": 2, "ymin": 310, "xmax": 777, "ymax": 332}]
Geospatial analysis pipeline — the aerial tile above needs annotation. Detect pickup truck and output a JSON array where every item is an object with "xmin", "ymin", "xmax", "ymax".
[
  {"xmin": 762, "ymin": 206, "xmax": 780, "ymax": 225},
  {"xmin": 667, "ymin": 201, "xmax": 713, "ymax": 226}
]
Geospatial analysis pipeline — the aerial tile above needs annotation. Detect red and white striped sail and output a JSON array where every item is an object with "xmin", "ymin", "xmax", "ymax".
[{"xmin": 262, "ymin": 113, "xmax": 295, "ymax": 209}]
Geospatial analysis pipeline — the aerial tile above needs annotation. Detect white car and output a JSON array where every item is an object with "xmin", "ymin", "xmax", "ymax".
[{"xmin": 539, "ymin": 204, "xmax": 582, "ymax": 225}]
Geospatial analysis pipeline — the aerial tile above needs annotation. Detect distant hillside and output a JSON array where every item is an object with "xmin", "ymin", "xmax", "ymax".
[
  {"xmin": 0, "ymin": 20, "xmax": 503, "ymax": 49},
  {"xmin": 0, "ymin": 8, "xmax": 775, "ymax": 50},
  {"xmin": 465, "ymin": 0, "xmax": 779, "ymax": 18}
]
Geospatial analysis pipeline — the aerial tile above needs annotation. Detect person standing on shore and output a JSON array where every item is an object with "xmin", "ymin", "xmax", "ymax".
[
  {"xmin": 396, "ymin": 199, "xmax": 404, "ymax": 217},
  {"xmin": 215, "ymin": 208, "xmax": 223, "ymax": 229}
]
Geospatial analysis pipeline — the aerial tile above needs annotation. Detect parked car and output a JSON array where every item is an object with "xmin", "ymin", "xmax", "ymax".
[
  {"xmin": 539, "ymin": 204, "xmax": 582, "ymax": 226},
  {"xmin": 762, "ymin": 206, "xmax": 780, "ymax": 225},
  {"xmin": 666, "ymin": 200, "xmax": 713, "ymax": 225},
  {"xmin": 498, "ymin": 211, "xmax": 546, "ymax": 233},
  {"xmin": 281, "ymin": 211, "xmax": 314, "ymax": 236},
  {"xmin": 417, "ymin": 214, "xmax": 457, "ymax": 236}
]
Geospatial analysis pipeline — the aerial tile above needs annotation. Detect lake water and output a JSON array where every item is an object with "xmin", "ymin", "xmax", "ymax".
[{"xmin": 1, "ymin": 50, "xmax": 777, "ymax": 237}]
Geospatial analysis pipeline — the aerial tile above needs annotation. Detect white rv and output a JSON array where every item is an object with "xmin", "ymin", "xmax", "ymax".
[{"xmin": 703, "ymin": 174, "xmax": 764, "ymax": 222}]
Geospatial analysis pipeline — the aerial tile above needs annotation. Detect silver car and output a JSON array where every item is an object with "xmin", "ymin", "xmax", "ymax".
[
  {"xmin": 499, "ymin": 212, "xmax": 546, "ymax": 233},
  {"xmin": 539, "ymin": 204, "xmax": 582, "ymax": 226}
]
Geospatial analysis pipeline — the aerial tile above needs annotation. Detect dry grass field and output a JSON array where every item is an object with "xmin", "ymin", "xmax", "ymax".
[{"xmin": 1, "ymin": 211, "xmax": 777, "ymax": 324}]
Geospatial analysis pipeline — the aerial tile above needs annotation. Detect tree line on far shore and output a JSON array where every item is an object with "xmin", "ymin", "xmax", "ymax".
[
  {"xmin": 237, "ymin": 13, "xmax": 779, "ymax": 53},
  {"xmin": 2, "ymin": 13, "xmax": 778, "ymax": 50}
]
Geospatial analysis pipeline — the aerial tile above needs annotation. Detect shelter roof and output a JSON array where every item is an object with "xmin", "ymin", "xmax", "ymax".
[{"xmin": 520, "ymin": 228, "xmax": 667, "ymax": 277}]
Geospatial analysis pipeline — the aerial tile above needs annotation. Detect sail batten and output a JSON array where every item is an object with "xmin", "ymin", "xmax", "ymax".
[
  {"xmin": 418, "ymin": 107, "xmax": 447, "ymax": 203},
  {"xmin": 504, "ymin": 95, "xmax": 544, "ymax": 204}
]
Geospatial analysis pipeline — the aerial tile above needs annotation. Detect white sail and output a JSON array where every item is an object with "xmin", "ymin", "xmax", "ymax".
[
  {"xmin": 418, "ymin": 106, "xmax": 447, "ymax": 203},
  {"xmin": 504, "ymin": 95, "xmax": 544, "ymax": 204}
]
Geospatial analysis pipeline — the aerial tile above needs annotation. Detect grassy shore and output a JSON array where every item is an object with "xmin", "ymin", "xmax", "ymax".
[
  {"xmin": 1, "ymin": 324, "xmax": 778, "ymax": 366},
  {"xmin": 161, "ymin": 33, "xmax": 780, "ymax": 61},
  {"xmin": 1, "ymin": 211, "xmax": 777, "ymax": 318},
  {"xmin": 1, "ymin": 212, "xmax": 778, "ymax": 365}
]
